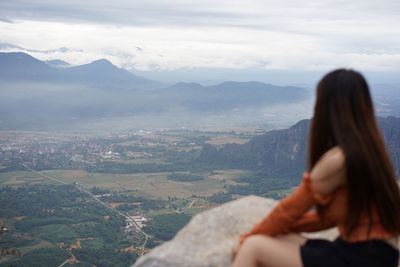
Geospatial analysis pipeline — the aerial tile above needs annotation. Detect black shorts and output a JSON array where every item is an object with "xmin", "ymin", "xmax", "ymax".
[{"xmin": 300, "ymin": 237, "xmax": 399, "ymax": 267}]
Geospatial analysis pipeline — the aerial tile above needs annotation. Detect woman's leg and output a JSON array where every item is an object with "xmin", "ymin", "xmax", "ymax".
[
  {"xmin": 277, "ymin": 233, "xmax": 307, "ymax": 245},
  {"xmin": 232, "ymin": 234, "xmax": 307, "ymax": 267}
]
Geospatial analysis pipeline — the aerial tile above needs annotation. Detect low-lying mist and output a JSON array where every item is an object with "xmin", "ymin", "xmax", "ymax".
[
  {"xmin": 0, "ymin": 82, "xmax": 312, "ymax": 131},
  {"xmin": 0, "ymin": 81, "xmax": 398, "ymax": 132}
]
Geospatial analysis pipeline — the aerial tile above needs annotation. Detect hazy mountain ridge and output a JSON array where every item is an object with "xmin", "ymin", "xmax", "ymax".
[
  {"xmin": 45, "ymin": 59, "xmax": 71, "ymax": 68},
  {"xmin": 164, "ymin": 81, "xmax": 309, "ymax": 111},
  {"xmin": 0, "ymin": 52, "xmax": 164, "ymax": 90},
  {"xmin": 0, "ymin": 52, "xmax": 310, "ymax": 130},
  {"xmin": 198, "ymin": 116, "xmax": 400, "ymax": 178},
  {"xmin": 60, "ymin": 58, "xmax": 165, "ymax": 89},
  {"xmin": 0, "ymin": 52, "xmax": 60, "ymax": 81}
]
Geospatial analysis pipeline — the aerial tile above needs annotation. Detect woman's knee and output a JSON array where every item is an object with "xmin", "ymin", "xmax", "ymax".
[
  {"xmin": 238, "ymin": 234, "xmax": 304, "ymax": 267},
  {"xmin": 241, "ymin": 235, "xmax": 274, "ymax": 255},
  {"xmin": 276, "ymin": 233, "xmax": 307, "ymax": 245}
]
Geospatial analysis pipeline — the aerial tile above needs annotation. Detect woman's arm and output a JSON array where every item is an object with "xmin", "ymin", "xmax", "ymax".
[
  {"xmin": 239, "ymin": 172, "xmax": 317, "ymax": 244},
  {"xmin": 309, "ymin": 146, "xmax": 346, "ymax": 195},
  {"xmin": 290, "ymin": 210, "xmax": 336, "ymax": 233},
  {"xmin": 239, "ymin": 146, "xmax": 346, "ymax": 244},
  {"xmin": 290, "ymin": 146, "xmax": 346, "ymax": 233}
]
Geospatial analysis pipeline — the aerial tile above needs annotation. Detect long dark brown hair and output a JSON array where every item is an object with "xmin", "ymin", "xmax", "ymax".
[{"xmin": 308, "ymin": 69, "xmax": 400, "ymax": 237}]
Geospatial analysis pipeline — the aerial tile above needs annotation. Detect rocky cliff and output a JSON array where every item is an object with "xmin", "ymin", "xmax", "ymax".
[
  {"xmin": 132, "ymin": 196, "xmax": 341, "ymax": 267},
  {"xmin": 199, "ymin": 116, "xmax": 400, "ymax": 178}
]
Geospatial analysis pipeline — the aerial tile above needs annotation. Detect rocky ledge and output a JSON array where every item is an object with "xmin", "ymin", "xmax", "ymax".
[{"xmin": 132, "ymin": 195, "xmax": 348, "ymax": 267}]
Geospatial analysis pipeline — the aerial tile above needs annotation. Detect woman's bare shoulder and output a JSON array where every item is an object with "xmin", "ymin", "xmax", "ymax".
[{"xmin": 309, "ymin": 146, "xmax": 347, "ymax": 195}]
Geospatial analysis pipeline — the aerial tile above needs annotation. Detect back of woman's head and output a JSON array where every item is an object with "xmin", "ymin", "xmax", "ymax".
[{"xmin": 308, "ymin": 68, "xmax": 400, "ymax": 236}]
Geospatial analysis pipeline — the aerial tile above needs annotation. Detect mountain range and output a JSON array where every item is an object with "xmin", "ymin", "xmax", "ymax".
[
  {"xmin": 0, "ymin": 52, "xmax": 309, "ymax": 130},
  {"xmin": 163, "ymin": 81, "xmax": 308, "ymax": 111},
  {"xmin": 198, "ymin": 116, "xmax": 400, "ymax": 178},
  {"xmin": 0, "ymin": 52, "xmax": 164, "ymax": 90}
]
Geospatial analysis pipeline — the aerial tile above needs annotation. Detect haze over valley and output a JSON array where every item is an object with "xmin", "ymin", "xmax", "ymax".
[{"xmin": 1, "ymin": 51, "xmax": 399, "ymax": 132}]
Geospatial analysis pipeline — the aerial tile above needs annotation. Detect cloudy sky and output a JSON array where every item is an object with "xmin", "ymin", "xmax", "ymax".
[{"xmin": 0, "ymin": 0, "xmax": 399, "ymax": 77}]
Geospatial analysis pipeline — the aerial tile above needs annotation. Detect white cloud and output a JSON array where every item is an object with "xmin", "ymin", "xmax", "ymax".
[{"xmin": 0, "ymin": 0, "xmax": 399, "ymax": 72}]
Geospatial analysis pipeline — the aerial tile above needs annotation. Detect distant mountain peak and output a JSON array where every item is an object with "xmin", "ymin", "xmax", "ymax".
[
  {"xmin": 290, "ymin": 118, "xmax": 310, "ymax": 129},
  {"xmin": 212, "ymin": 81, "xmax": 277, "ymax": 90},
  {"xmin": 0, "ymin": 51, "xmax": 58, "ymax": 80},
  {"xmin": 166, "ymin": 82, "xmax": 205, "ymax": 91},
  {"xmin": 69, "ymin": 58, "xmax": 123, "ymax": 73},
  {"xmin": 0, "ymin": 51, "xmax": 50, "ymax": 66},
  {"xmin": 219, "ymin": 81, "xmax": 265, "ymax": 86},
  {"xmin": 1, "ymin": 51, "xmax": 35, "ymax": 59},
  {"xmin": 45, "ymin": 59, "xmax": 71, "ymax": 68},
  {"xmin": 175, "ymin": 81, "xmax": 204, "ymax": 87},
  {"xmin": 90, "ymin": 58, "xmax": 114, "ymax": 66},
  {"xmin": 0, "ymin": 51, "xmax": 164, "ymax": 89}
]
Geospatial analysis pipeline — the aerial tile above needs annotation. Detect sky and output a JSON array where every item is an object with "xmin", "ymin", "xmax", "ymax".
[{"xmin": 0, "ymin": 0, "xmax": 399, "ymax": 83}]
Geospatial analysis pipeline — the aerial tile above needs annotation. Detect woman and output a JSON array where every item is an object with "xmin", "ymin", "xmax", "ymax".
[{"xmin": 231, "ymin": 69, "xmax": 400, "ymax": 267}]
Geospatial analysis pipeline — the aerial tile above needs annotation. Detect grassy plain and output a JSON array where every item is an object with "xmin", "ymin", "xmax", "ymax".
[
  {"xmin": 0, "ymin": 169, "xmax": 249, "ymax": 199},
  {"xmin": 0, "ymin": 171, "xmax": 50, "ymax": 185}
]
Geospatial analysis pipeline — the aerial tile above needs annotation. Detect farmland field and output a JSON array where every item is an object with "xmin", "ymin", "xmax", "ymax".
[{"xmin": 0, "ymin": 169, "xmax": 250, "ymax": 198}]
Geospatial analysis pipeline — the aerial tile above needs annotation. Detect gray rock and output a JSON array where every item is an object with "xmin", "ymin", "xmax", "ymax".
[{"xmin": 133, "ymin": 195, "xmax": 397, "ymax": 267}]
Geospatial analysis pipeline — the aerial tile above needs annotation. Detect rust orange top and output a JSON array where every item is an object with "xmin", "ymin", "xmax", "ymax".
[{"xmin": 239, "ymin": 172, "xmax": 396, "ymax": 244}]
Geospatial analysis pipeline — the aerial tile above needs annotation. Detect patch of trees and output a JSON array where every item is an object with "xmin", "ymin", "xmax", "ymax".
[
  {"xmin": 0, "ymin": 185, "xmax": 87, "ymax": 219},
  {"xmin": 143, "ymin": 213, "xmax": 191, "ymax": 241},
  {"xmin": 141, "ymin": 199, "xmax": 166, "ymax": 211},
  {"xmin": 0, "ymin": 184, "xmax": 139, "ymax": 266},
  {"xmin": 90, "ymin": 187, "xmax": 111, "ymax": 195},
  {"xmin": 0, "ymin": 247, "xmax": 70, "ymax": 267},
  {"xmin": 73, "ymin": 247, "xmax": 137, "ymax": 267},
  {"xmin": 207, "ymin": 192, "xmax": 233, "ymax": 204},
  {"xmin": 229, "ymin": 173, "xmax": 298, "ymax": 198}
]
